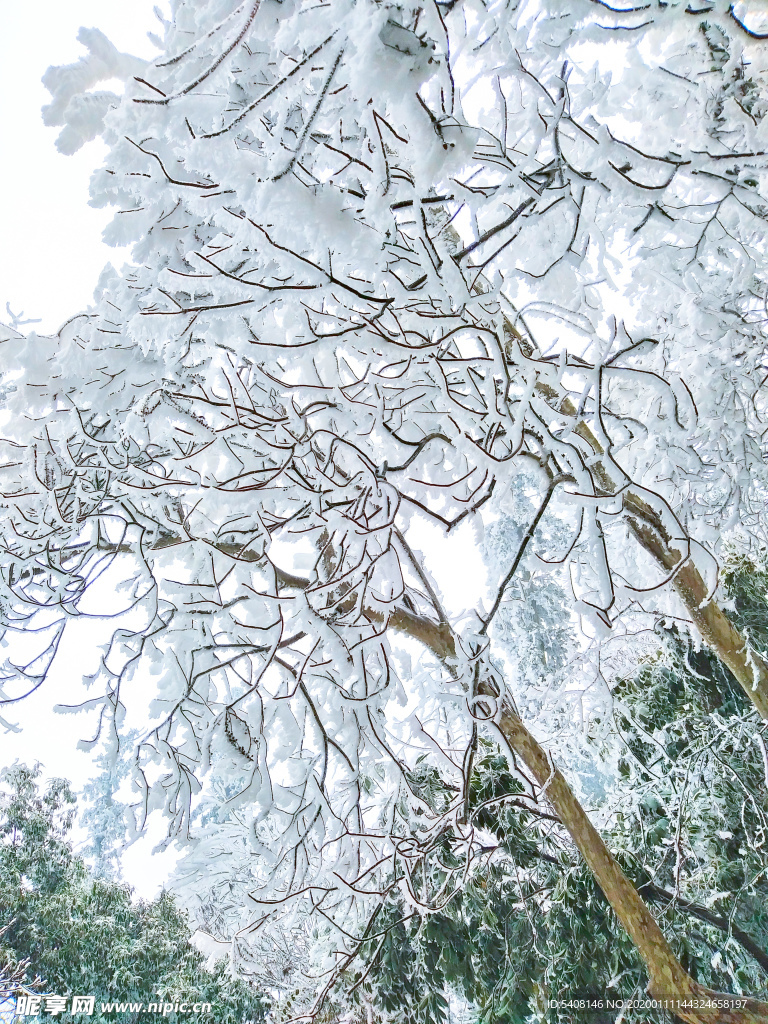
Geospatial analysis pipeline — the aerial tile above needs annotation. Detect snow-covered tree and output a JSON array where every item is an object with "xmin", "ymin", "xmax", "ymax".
[{"xmin": 4, "ymin": 0, "xmax": 768, "ymax": 1019}]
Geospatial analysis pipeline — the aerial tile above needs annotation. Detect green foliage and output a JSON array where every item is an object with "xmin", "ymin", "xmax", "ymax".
[{"xmin": 0, "ymin": 764, "xmax": 268, "ymax": 1023}]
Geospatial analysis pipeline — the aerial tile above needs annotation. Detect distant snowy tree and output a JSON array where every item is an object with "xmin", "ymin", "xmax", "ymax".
[
  {"xmin": 4, "ymin": 0, "xmax": 768, "ymax": 1019},
  {"xmin": 79, "ymin": 734, "xmax": 140, "ymax": 879}
]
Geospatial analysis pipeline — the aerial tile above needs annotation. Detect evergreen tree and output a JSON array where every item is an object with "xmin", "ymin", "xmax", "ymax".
[{"xmin": 0, "ymin": 765, "xmax": 267, "ymax": 1023}]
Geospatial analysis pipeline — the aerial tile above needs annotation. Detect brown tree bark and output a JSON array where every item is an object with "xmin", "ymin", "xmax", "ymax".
[
  {"xmin": 455, "ymin": 223, "xmax": 768, "ymax": 720},
  {"xmin": 624, "ymin": 493, "xmax": 768, "ymax": 720}
]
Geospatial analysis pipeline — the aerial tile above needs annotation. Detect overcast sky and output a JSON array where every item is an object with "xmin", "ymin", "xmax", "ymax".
[
  {"xmin": 0, "ymin": 0, "xmax": 179, "ymax": 895},
  {"xmin": 0, "ymin": 0, "xmax": 165, "ymax": 334}
]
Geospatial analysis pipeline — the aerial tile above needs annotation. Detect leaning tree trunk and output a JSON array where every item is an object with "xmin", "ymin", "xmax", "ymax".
[
  {"xmin": 524, "ymin": 343, "xmax": 768, "ymax": 722},
  {"xmin": 477, "ymin": 679, "xmax": 768, "ymax": 1024},
  {"xmin": 623, "ymin": 493, "xmax": 768, "ymax": 721},
  {"xmin": 449, "ymin": 221, "xmax": 768, "ymax": 721}
]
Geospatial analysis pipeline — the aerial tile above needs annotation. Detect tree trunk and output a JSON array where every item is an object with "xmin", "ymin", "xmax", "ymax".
[
  {"xmin": 367, "ymin": 595, "xmax": 768, "ymax": 1024},
  {"xmin": 529, "ymin": 362, "xmax": 768, "ymax": 721},
  {"xmin": 365, "ymin": 591, "xmax": 768, "ymax": 1022},
  {"xmin": 478, "ymin": 679, "xmax": 768, "ymax": 1024},
  {"xmin": 624, "ymin": 496, "xmax": 768, "ymax": 721}
]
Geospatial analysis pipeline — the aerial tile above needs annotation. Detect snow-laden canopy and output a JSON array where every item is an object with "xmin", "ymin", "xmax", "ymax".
[{"xmin": 3, "ymin": 0, "xmax": 768, "ymax": 1014}]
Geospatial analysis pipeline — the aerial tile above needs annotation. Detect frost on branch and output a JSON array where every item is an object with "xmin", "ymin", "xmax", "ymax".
[
  {"xmin": 42, "ymin": 28, "xmax": 149, "ymax": 155},
  {"xmin": 5, "ymin": 0, "xmax": 768, "ymax": 1012}
]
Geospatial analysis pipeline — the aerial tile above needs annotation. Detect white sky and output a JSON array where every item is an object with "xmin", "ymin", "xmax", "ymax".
[
  {"xmin": 0, "ymin": 0, "xmax": 178, "ymax": 895},
  {"xmin": 0, "ymin": 0, "xmax": 165, "ymax": 334}
]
